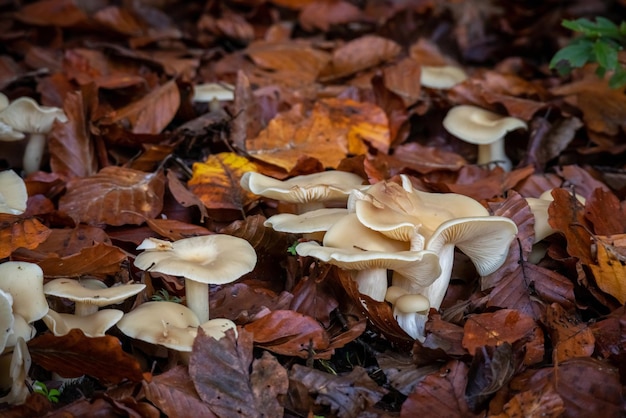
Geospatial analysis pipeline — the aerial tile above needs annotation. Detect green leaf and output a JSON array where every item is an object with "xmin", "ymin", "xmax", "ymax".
[
  {"xmin": 550, "ymin": 39, "xmax": 594, "ymax": 71},
  {"xmin": 609, "ymin": 68, "xmax": 626, "ymax": 89},
  {"xmin": 562, "ymin": 17, "xmax": 620, "ymax": 38},
  {"xmin": 593, "ymin": 38, "xmax": 619, "ymax": 70}
]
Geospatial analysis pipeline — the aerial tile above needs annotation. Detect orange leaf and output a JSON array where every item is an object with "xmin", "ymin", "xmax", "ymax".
[
  {"xmin": 245, "ymin": 40, "xmax": 330, "ymax": 78},
  {"xmin": 246, "ymin": 99, "xmax": 390, "ymax": 171},
  {"xmin": 28, "ymin": 328, "xmax": 144, "ymax": 384},
  {"xmin": 547, "ymin": 188, "xmax": 593, "ymax": 265},
  {"xmin": 545, "ymin": 303, "xmax": 594, "ymax": 364},
  {"xmin": 188, "ymin": 152, "xmax": 258, "ymax": 212},
  {"xmin": 37, "ymin": 242, "xmax": 127, "ymax": 277},
  {"xmin": 0, "ymin": 214, "xmax": 51, "ymax": 258},
  {"xmin": 58, "ymin": 167, "xmax": 165, "ymax": 226},
  {"xmin": 462, "ymin": 309, "xmax": 540, "ymax": 355},
  {"xmin": 589, "ymin": 241, "xmax": 626, "ymax": 304},
  {"xmin": 145, "ymin": 218, "xmax": 212, "ymax": 241}
]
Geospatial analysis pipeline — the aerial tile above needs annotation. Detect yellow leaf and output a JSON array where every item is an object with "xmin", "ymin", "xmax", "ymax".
[
  {"xmin": 188, "ymin": 152, "xmax": 258, "ymax": 212},
  {"xmin": 590, "ymin": 242, "xmax": 626, "ymax": 304}
]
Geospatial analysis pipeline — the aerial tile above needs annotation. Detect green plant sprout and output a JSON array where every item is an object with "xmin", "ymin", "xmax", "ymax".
[
  {"xmin": 32, "ymin": 381, "xmax": 61, "ymax": 403},
  {"xmin": 287, "ymin": 240, "xmax": 299, "ymax": 256},
  {"xmin": 550, "ymin": 17, "xmax": 626, "ymax": 88},
  {"xmin": 150, "ymin": 289, "xmax": 182, "ymax": 303}
]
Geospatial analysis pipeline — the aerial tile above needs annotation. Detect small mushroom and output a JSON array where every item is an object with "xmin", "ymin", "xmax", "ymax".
[
  {"xmin": 44, "ymin": 278, "xmax": 145, "ymax": 317},
  {"xmin": 0, "ymin": 337, "xmax": 31, "ymax": 405},
  {"xmin": 0, "ymin": 261, "xmax": 49, "ymax": 323},
  {"xmin": 241, "ymin": 170, "xmax": 366, "ymax": 213},
  {"xmin": 43, "ymin": 309, "xmax": 124, "ymax": 338},
  {"xmin": 442, "ymin": 105, "xmax": 527, "ymax": 171},
  {"xmin": 0, "ymin": 170, "xmax": 27, "ymax": 215},
  {"xmin": 192, "ymin": 82, "xmax": 235, "ymax": 102},
  {"xmin": 296, "ymin": 213, "xmax": 441, "ymax": 302},
  {"xmin": 0, "ymin": 95, "xmax": 68, "ymax": 174},
  {"xmin": 264, "ymin": 207, "xmax": 348, "ymax": 241},
  {"xmin": 420, "ymin": 65, "xmax": 467, "ymax": 89},
  {"xmin": 526, "ymin": 189, "xmax": 587, "ymax": 243},
  {"xmin": 134, "ymin": 235, "xmax": 257, "ymax": 323}
]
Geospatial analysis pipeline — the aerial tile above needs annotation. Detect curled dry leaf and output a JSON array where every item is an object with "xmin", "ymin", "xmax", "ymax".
[
  {"xmin": 243, "ymin": 309, "xmax": 329, "ymax": 358},
  {"xmin": 28, "ymin": 328, "xmax": 145, "ymax": 384},
  {"xmin": 219, "ymin": 214, "xmax": 293, "ymax": 256},
  {"xmin": 36, "ymin": 242, "xmax": 126, "ymax": 277},
  {"xmin": 545, "ymin": 303, "xmax": 595, "ymax": 363},
  {"xmin": 245, "ymin": 40, "xmax": 330, "ymax": 78},
  {"xmin": 465, "ymin": 343, "xmax": 517, "ymax": 412},
  {"xmin": 589, "ymin": 240, "xmax": 626, "ymax": 304},
  {"xmin": 289, "ymin": 365, "xmax": 387, "ymax": 418},
  {"xmin": 0, "ymin": 214, "xmax": 51, "ymax": 258},
  {"xmin": 492, "ymin": 382, "xmax": 565, "ymax": 418},
  {"xmin": 58, "ymin": 166, "xmax": 165, "ymax": 226}
]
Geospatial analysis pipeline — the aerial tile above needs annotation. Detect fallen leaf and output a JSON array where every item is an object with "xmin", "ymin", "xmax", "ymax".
[
  {"xmin": 545, "ymin": 303, "xmax": 594, "ymax": 364},
  {"xmin": 219, "ymin": 214, "xmax": 294, "ymax": 256},
  {"xmin": 145, "ymin": 218, "xmax": 212, "ymax": 241},
  {"xmin": 36, "ymin": 242, "xmax": 126, "ymax": 277},
  {"xmin": 584, "ymin": 188, "xmax": 626, "ymax": 235},
  {"xmin": 289, "ymin": 364, "xmax": 387, "ymax": 418},
  {"xmin": 493, "ymin": 382, "xmax": 564, "ymax": 418},
  {"xmin": 58, "ymin": 167, "xmax": 165, "ymax": 226},
  {"xmin": 243, "ymin": 310, "xmax": 329, "ymax": 358},
  {"xmin": 589, "ymin": 242, "xmax": 626, "ymax": 304},
  {"xmin": 143, "ymin": 366, "xmax": 218, "ymax": 418},
  {"xmin": 0, "ymin": 214, "xmax": 51, "ymax": 259},
  {"xmin": 245, "ymin": 40, "xmax": 330, "ymax": 78},
  {"xmin": 465, "ymin": 343, "xmax": 517, "ymax": 412},
  {"xmin": 28, "ymin": 329, "xmax": 144, "ymax": 384}
]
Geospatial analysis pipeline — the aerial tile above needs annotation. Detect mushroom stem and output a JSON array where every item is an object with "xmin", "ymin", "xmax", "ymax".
[
  {"xmin": 354, "ymin": 268, "xmax": 388, "ymax": 302},
  {"xmin": 22, "ymin": 133, "xmax": 46, "ymax": 175},
  {"xmin": 75, "ymin": 302, "xmax": 99, "ymax": 317},
  {"xmin": 185, "ymin": 279, "xmax": 209, "ymax": 323},
  {"xmin": 477, "ymin": 139, "xmax": 511, "ymax": 171},
  {"xmin": 393, "ymin": 308, "xmax": 428, "ymax": 341}
]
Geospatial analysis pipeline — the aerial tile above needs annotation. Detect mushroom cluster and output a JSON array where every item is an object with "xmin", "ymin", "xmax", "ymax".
[
  {"xmin": 0, "ymin": 93, "xmax": 67, "ymax": 174},
  {"xmin": 248, "ymin": 171, "xmax": 518, "ymax": 341}
]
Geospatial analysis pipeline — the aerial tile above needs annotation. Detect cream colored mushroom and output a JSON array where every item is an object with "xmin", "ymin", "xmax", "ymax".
[
  {"xmin": 240, "ymin": 170, "xmax": 366, "ymax": 213},
  {"xmin": 43, "ymin": 309, "xmax": 124, "ymax": 338},
  {"xmin": 0, "ymin": 170, "xmax": 27, "ymax": 215},
  {"xmin": 442, "ymin": 105, "xmax": 527, "ymax": 171},
  {"xmin": 0, "ymin": 261, "xmax": 48, "ymax": 323},
  {"xmin": 134, "ymin": 235, "xmax": 257, "ymax": 323},
  {"xmin": 420, "ymin": 65, "xmax": 467, "ymax": 89},
  {"xmin": 44, "ymin": 278, "xmax": 145, "ymax": 316},
  {"xmin": 264, "ymin": 207, "xmax": 348, "ymax": 241}
]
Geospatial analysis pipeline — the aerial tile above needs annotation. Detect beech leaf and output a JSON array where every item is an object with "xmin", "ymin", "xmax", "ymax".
[
  {"xmin": 545, "ymin": 303, "xmax": 595, "ymax": 363},
  {"xmin": 0, "ymin": 214, "xmax": 51, "ymax": 258}
]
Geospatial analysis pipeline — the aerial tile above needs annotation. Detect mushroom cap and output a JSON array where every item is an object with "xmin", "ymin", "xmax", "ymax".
[
  {"xmin": 43, "ymin": 309, "xmax": 124, "ymax": 338},
  {"xmin": 426, "ymin": 216, "xmax": 518, "ymax": 276},
  {"xmin": 116, "ymin": 301, "xmax": 201, "ymax": 351},
  {"xmin": 384, "ymin": 285, "xmax": 408, "ymax": 304},
  {"xmin": 4, "ymin": 314, "xmax": 35, "ymax": 349},
  {"xmin": 442, "ymin": 105, "xmax": 527, "ymax": 145},
  {"xmin": 0, "ymin": 261, "xmax": 48, "ymax": 323},
  {"xmin": 0, "ymin": 96, "xmax": 67, "ymax": 134},
  {"xmin": 134, "ymin": 235, "xmax": 257, "ymax": 285},
  {"xmin": 0, "ymin": 93, "xmax": 8, "ymax": 110},
  {"xmin": 264, "ymin": 208, "xmax": 348, "ymax": 234},
  {"xmin": 394, "ymin": 293, "xmax": 430, "ymax": 313},
  {"xmin": 199, "ymin": 318, "xmax": 238, "ymax": 340},
  {"xmin": 43, "ymin": 278, "xmax": 145, "ymax": 307},
  {"xmin": 0, "ymin": 170, "xmax": 28, "ymax": 215},
  {"xmin": 240, "ymin": 171, "xmax": 365, "ymax": 204},
  {"xmin": 420, "ymin": 65, "xmax": 467, "ymax": 89},
  {"xmin": 192, "ymin": 82, "xmax": 235, "ymax": 102},
  {"xmin": 352, "ymin": 176, "xmax": 488, "ymax": 242},
  {"xmin": 323, "ymin": 213, "xmax": 408, "ymax": 253},
  {"xmin": 0, "ymin": 290, "xmax": 13, "ymax": 352}
]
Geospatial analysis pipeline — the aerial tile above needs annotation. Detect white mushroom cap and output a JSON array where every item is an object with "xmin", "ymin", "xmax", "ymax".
[
  {"xmin": 134, "ymin": 235, "xmax": 257, "ymax": 286},
  {"xmin": 44, "ymin": 278, "xmax": 145, "ymax": 315},
  {"xmin": 442, "ymin": 105, "xmax": 527, "ymax": 146},
  {"xmin": 241, "ymin": 171, "xmax": 365, "ymax": 212},
  {"xmin": 0, "ymin": 93, "xmax": 8, "ymax": 110},
  {"xmin": 0, "ymin": 261, "xmax": 48, "ymax": 323},
  {"xmin": 4, "ymin": 314, "xmax": 36, "ymax": 348},
  {"xmin": 0, "ymin": 289, "xmax": 13, "ymax": 352},
  {"xmin": 43, "ymin": 309, "xmax": 124, "ymax": 338},
  {"xmin": 0, "ymin": 97, "xmax": 67, "ymax": 135},
  {"xmin": 420, "ymin": 65, "xmax": 467, "ymax": 89},
  {"xmin": 384, "ymin": 285, "xmax": 408, "ymax": 304},
  {"xmin": 0, "ymin": 170, "xmax": 28, "ymax": 215},
  {"xmin": 116, "ymin": 301, "xmax": 200, "ymax": 351},
  {"xmin": 264, "ymin": 208, "xmax": 348, "ymax": 234},
  {"xmin": 192, "ymin": 82, "xmax": 235, "ymax": 102},
  {"xmin": 394, "ymin": 293, "xmax": 430, "ymax": 313}
]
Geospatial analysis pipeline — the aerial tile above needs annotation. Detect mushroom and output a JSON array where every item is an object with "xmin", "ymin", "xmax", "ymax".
[
  {"xmin": 43, "ymin": 278, "xmax": 145, "ymax": 317},
  {"xmin": 0, "ymin": 261, "xmax": 49, "ymax": 323},
  {"xmin": 420, "ymin": 65, "xmax": 467, "ymax": 89},
  {"xmin": 0, "ymin": 337, "xmax": 31, "ymax": 405},
  {"xmin": 525, "ymin": 189, "xmax": 587, "ymax": 243},
  {"xmin": 295, "ymin": 213, "xmax": 441, "ymax": 302},
  {"xmin": 240, "ymin": 170, "xmax": 366, "ymax": 213},
  {"xmin": 134, "ymin": 235, "xmax": 257, "ymax": 323},
  {"xmin": 0, "ymin": 290, "xmax": 13, "ymax": 353},
  {"xmin": 264, "ymin": 207, "xmax": 348, "ymax": 241},
  {"xmin": 0, "ymin": 95, "xmax": 68, "ymax": 174},
  {"xmin": 349, "ymin": 176, "xmax": 518, "ymax": 339},
  {"xmin": 43, "ymin": 309, "xmax": 124, "ymax": 338},
  {"xmin": 442, "ymin": 105, "xmax": 527, "ymax": 171},
  {"xmin": 0, "ymin": 169, "xmax": 27, "ymax": 215},
  {"xmin": 116, "ymin": 301, "xmax": 237, "ymax": 356},
  {"xmin": 192, "ymin": 82, "xmax": 235, "ymax": 102}
]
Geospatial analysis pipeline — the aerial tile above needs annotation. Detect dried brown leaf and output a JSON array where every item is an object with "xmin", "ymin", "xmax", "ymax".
[
  {"xmin": 246, "ymin": 40, "xmax": 330, "ymax": 78},
  {"xmin": 143, "ymin": 366, "xmax": 218, "ymax": 418},
  {"xmin": 494, "ymin": 383, "xmax": 565, "ymax": 418},
  {"xmin": 49, "ymin": 90, "xmax": 98, "ymax": 179},
  {"xmin": 14, "ymin": 0, "xmax": 88, "ymax": 27},
  {"xmin": 58, "ymin": 167, "xmax": 165, "ymax": 226},
  {"xmin": 299, "ymin": 1, "xmax": 365, "ymax": 32},
  {"xmin": 548, "ymin": 188, "xmax": 593, "ymax": 264},
  {"xmin": 219, "ymin": 214, "xmax": 293, "ymax": 256},
  {"xmin": 545, "ymin": 303, "xmax": 594, "ymax": 363},
  {"xmin": 465, "ymin": 343, "xmax": 517, "ymax": 412},
  {"xmin": 32, "ymin": 225, "xmax": 111, "ymax": 257},
  {"xmin": 289, "ymin": 365, "xmax": 387, "ymax": 418},
  {"xmin": 290, "ymin": 273, "xmax": 339, "ymax": 327},
  {"xmin": 28, "ymin": 329, "xmax": 145, "ymax": 384},
  {"xmin": 249, "ymin": 351, "xmax": 290, "ymax": 417},
  {"xmin": 0, "ymin": 214, "xmax": 51, "ymax": 259},
  {"xmin": 243, "ymin": 310, "xmax": 329, "ymax": 358},
  {"xmin": 36, "ymin": 242, "xmax": 126, "ymax": 277},
  {"xmin": 145, "ymin": 218, "xmax": 212, "ymax": 241},
  {"xmin": 584, "ymin": 188, "xmax": 626, "ymax": 235},
  {"xmin": 590, "ymin": 238, "xmax": 626, "ymax": 304}
]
